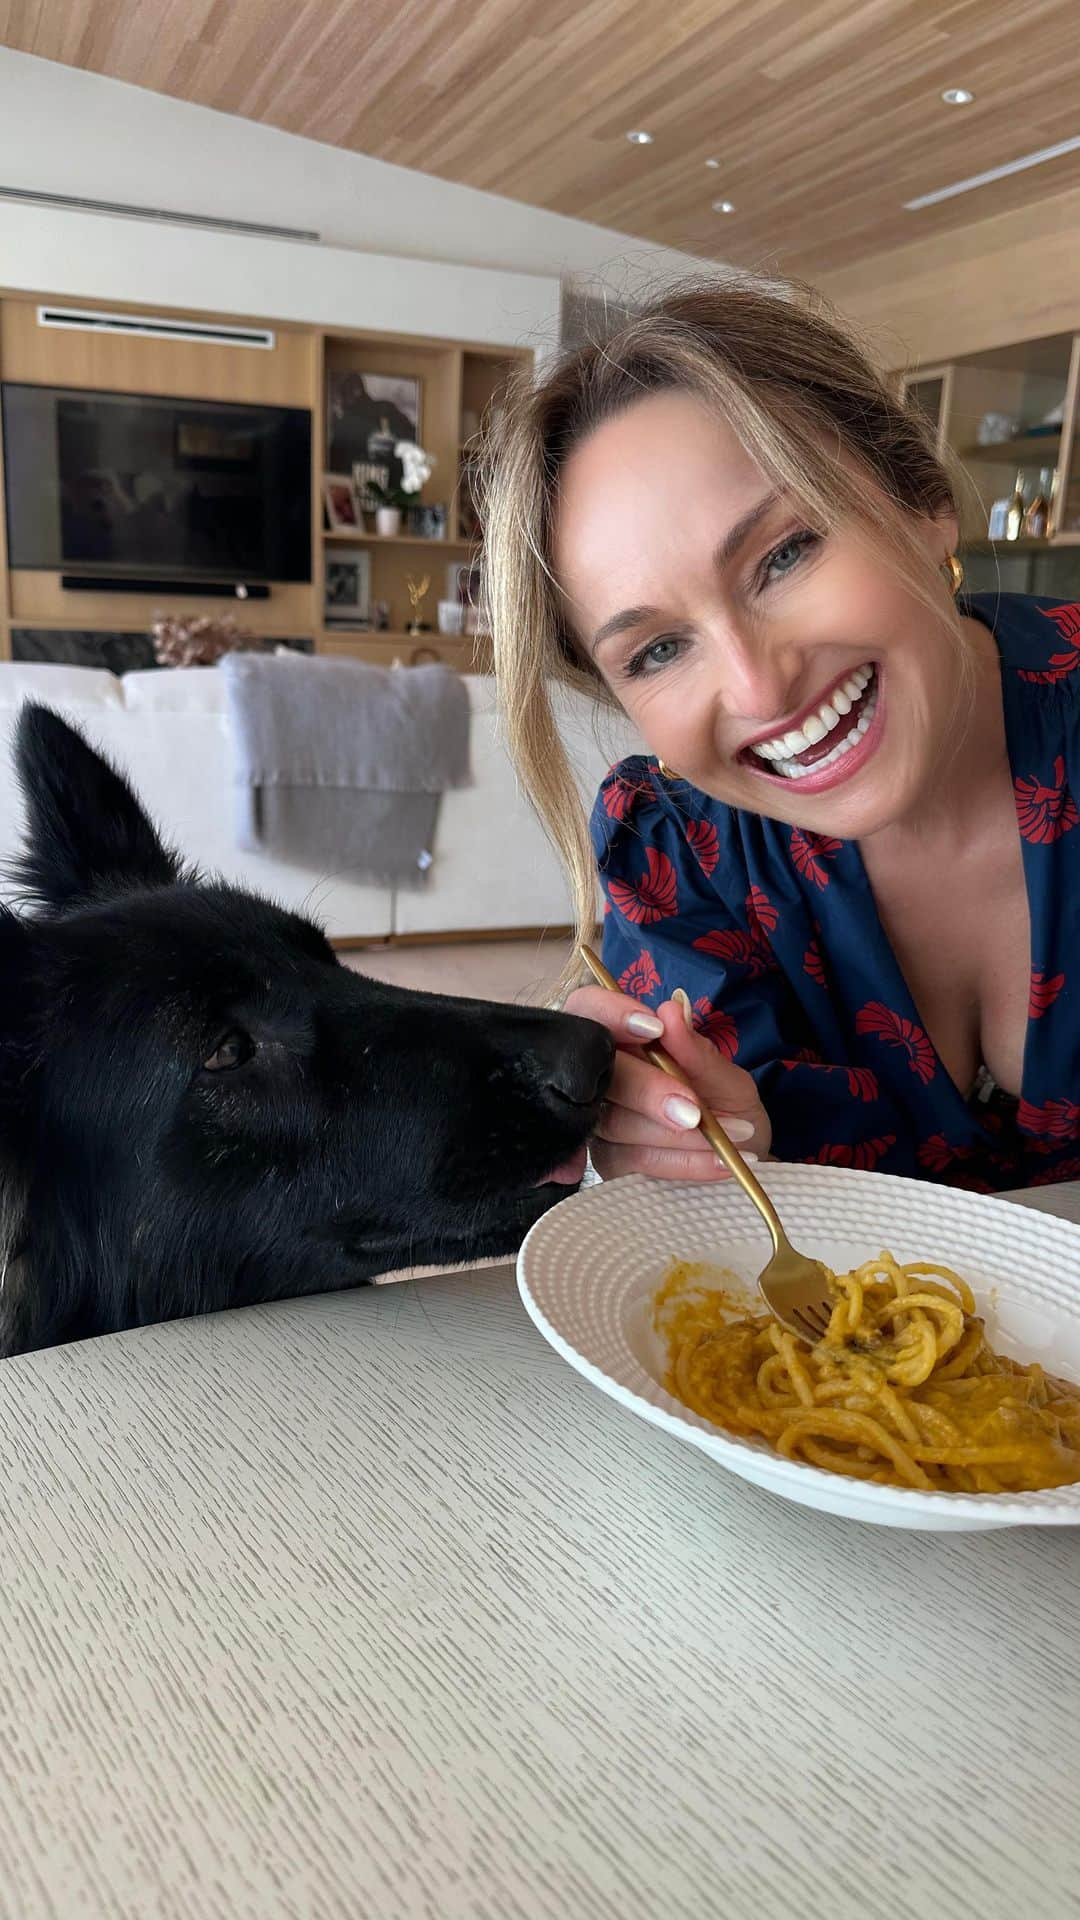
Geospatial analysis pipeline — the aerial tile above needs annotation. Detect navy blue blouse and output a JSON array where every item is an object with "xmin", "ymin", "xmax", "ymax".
[{"xmin": 593, "ymin": 592, "xmax": 1080, "ymax": 1194}]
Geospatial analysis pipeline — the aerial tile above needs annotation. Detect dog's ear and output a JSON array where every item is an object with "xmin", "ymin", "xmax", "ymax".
[{"xmin": 11, "ymin": 703, "xmax": 184, "ymax": 913}]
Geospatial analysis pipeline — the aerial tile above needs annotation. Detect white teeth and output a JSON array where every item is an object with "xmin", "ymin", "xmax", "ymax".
[
  {"xmin": 767, "ymin": 676, "xmax": 879, "ymax": 779},
  {"xmin": 749, "ymin": 664, "xmax": 876, "ymax": 768}
]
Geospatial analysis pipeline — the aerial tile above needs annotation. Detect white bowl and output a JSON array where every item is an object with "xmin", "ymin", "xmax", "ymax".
[{"xmin": 517, "ymin": 1167, "xmax": 1080, "ymax": 1532}]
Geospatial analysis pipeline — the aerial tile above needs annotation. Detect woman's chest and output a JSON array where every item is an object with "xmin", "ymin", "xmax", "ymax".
[{"xmin": 858, "ymin": 832, "xmax": 1031, "ymax": 1100}]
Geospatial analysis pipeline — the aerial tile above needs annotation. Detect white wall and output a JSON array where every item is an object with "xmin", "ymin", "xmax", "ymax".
[
  {"xmin": 0, "ymin": 200, "xmax": 564, "ymax": 355},
  {"xmin": 0, "ymin": 49, "xmax": 709, "ymax": 349}
]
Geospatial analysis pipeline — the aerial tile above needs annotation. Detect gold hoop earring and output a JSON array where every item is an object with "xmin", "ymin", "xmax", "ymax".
[
  {"xmin": 942, "ymin": 552, "xmax": 964, "ymax": 598},
  {"xmin": 656, "ymin": 757, "xmax": 679, "ymax": 780}
]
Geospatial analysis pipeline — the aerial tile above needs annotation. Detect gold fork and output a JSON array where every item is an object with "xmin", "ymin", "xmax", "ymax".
[{"xmin": 579, "ymin": 945, "xmax": 835, "ymax": 1343}]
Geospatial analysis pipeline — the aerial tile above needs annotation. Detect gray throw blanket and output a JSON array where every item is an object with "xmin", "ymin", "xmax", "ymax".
[{"xmin": 220, "ymin": 651, "xmax": 472, "ymax": 885}]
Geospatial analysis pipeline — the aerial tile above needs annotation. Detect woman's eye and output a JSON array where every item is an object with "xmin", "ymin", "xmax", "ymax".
[
  {"xmin": 202, "ymin": 1031, "xmax": 253, "ymax": 1073},
  {"xmin": 627, "ymin": 635, "xmax": 684, "ymax": 678},
  {"xmin": 761, "ymin": 530, "xmax": 819, "ymax": 585}
]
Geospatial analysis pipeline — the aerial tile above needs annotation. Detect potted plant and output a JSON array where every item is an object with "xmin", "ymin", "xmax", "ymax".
[{"xmin": 366, "ymin": 439, "xmax": 436, "ymax": 536}]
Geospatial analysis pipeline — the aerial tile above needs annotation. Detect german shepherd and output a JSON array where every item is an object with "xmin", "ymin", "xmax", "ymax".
[{"xmin": 0, "ymin": 705, "xmax": 612, "ymax": 1356}]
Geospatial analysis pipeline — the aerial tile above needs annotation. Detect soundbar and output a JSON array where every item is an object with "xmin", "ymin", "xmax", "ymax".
[{"xmin": 61, "ymin": 575, "xmax": 271, "ymax": 599}]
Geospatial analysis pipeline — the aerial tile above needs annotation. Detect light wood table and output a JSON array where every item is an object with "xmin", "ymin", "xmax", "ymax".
[{"xmin": 1, "ymin": 1184, "xmax": 1078, "ymax": 1920}]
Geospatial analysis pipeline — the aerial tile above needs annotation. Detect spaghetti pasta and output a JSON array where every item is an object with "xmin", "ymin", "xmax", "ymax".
[{"xmin": 655, "ymin": 1251, "xmax": 1080, "ymax": 1494}]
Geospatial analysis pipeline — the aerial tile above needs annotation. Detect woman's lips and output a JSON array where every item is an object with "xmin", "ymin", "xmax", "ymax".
[
  {"xmin": 741, "ymin": 665, "xmax": 885, "ymax": 797},
  {"xmin": 739, "ymin": 664, "xmax": 870, "ymax": 757}
]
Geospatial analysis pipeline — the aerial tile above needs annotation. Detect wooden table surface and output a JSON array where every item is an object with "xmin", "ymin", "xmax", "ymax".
[{"xmin": 1, "ymin": 1183, "xmax": 1078, "ymax": 1920}]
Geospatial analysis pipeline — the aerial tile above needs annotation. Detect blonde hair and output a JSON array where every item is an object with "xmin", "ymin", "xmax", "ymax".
[{"xmin": 477, "ymin": 275, "xmax": 963, "ymax": 986}]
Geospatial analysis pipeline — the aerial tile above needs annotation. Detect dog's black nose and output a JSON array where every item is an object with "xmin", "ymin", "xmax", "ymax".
[{"xmin": 528, "ymin": 1014, "xmax": 614, "ymax": 1111}]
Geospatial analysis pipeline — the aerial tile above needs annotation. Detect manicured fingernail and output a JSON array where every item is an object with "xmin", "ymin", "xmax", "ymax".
[
  {"xmin": 628, "ymin": 1011, "xmax": 664, "ymax": 1038},
  {"xmin": 664, "ymin": 1095, "xmax": 701, "ymax": 1129},
  {"xmin": 716, "ymin": 1116, "xmax": 756, "ymax": 1142},
  {"xmin": 671, "ymin": 987, "xmax": 694, "ymax": 1032}
]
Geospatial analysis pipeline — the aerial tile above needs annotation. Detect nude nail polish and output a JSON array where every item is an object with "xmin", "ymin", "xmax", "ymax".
[
  {"xmin": 627, "ymin": 1011, "xmax": 664, "ymax": 1038},
  {"xmin": 671, "ymin": 987, "xmax": 694, "ymax": 1032}
]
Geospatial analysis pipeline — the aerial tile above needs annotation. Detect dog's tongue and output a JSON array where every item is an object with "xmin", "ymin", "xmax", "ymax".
[{"xmin": 537, "ymin": 1144, "xmax": 588, "ymax": 1187}]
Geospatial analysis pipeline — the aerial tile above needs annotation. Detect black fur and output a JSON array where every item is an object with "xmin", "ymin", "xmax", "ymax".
[{"xmin": 0, "ymin": 705, "xmax": 613, "ymax": 1356}]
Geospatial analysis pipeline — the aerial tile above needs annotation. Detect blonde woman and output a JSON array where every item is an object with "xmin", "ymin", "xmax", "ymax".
[{"xmin": 480, "ymin": 279, "xmax": 1080, "ymax": 1195}]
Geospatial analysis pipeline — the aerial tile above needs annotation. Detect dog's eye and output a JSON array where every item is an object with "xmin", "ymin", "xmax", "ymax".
[{"xmin": 202, "ymin": 1031, "xmax": 253, "ymax": 1073}]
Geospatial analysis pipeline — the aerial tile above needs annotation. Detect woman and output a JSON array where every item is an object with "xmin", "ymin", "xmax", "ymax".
[{"xmin": 479, "ymin": 278, "xmax": 1080, "ymax": 1194}]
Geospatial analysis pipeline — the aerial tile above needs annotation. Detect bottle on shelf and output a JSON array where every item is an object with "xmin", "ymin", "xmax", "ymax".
[
  {"xmin": 1022, "ymin": 467, "xmax": 1054, "ymax": 540},
  {"xmin": 1005, "ymin": 470, "xmax": 1027, "ymax": 542},
  {"xmin": 987, "ymin": 491, "xmax": 1011, "ymax": 540}
]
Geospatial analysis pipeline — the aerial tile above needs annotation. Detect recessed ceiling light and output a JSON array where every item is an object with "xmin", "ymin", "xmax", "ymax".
[
  {"xmin": 705, "ymin": 157, "xmax": 721, "ymax": 169},
  {"xmin": 942, "ymin": 87, "xmax": 974, "ymax": 105},
  {"xmin": 626, "ymin": 130, "xmax": 654, "ymax": 145},
  {"xmin": 712, "ymin": 199, "xmax": 735, "ymax": 214}
]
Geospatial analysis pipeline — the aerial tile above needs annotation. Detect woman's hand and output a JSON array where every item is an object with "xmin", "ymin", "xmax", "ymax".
[{"xmin": 563, "ymin": 985, "xmax": 773, "ymax": 1182}]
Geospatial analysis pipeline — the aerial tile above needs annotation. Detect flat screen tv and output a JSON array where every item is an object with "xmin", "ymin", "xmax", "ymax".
[{"xmin": 2, "ymin": 383, "xmax": 311, "ymax": 585}]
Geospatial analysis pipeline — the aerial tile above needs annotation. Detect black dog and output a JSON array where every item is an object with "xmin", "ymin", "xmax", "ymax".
[{"xmin": 0, "ymin": 705, "xmax": 613, "ymax": 1357}]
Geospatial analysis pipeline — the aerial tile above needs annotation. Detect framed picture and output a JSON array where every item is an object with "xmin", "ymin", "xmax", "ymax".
[
  {"xmin": 323, "ymin": 473, "xmax": 361, "ymax": 533},
  {"xmin": 323, "ymin": 547, "xmax": 372, "ymax": 626},
  {"xmin": 352, "ymin": 460, "xmax": 391, "ymax": 512},
  {"xmin": 327, "ymin": 369, "xmax": 422, "ymax": 477}
]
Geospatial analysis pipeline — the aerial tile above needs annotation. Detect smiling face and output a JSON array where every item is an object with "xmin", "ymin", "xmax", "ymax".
[{"xmin": 553, "ymin": 388, "xmax": 972, "ymax": 840}]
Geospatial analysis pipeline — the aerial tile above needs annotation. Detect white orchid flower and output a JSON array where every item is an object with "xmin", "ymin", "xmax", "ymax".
[{"xmin": 395, "ymin": 440, "xmax": 435, "ymax": 494}]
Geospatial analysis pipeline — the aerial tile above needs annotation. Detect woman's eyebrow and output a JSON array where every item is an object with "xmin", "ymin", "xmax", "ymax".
[
  {"xmin": 590, "ymin": 604, "xmax": 659, "ymax": 656},
  {"xmin": 712, "ymin": 489, "xmax": 781, "ymax": 569},
  {"xmin": 589, "ymin": 490, "xmax": 782, "ymax": 657}
]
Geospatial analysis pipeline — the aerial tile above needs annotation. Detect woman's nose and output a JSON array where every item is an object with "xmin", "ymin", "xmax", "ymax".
[{"xmin": 710, "ymin": 629, "xmax": 804, "ymax": 725}]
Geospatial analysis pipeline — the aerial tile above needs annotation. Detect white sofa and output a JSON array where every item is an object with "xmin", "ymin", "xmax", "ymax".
[{"xmin": 0, "ymin": 663, "xmax": 639, "ymax": 941}]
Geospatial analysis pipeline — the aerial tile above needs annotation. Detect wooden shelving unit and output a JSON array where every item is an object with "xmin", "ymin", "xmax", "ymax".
[
  {"xmin": 961, "ymin": 537, "xmax": 1057, "ymax": 555},
  {"xmin": 0, "ymin": 288, "xmax": 532, "ymax": 669},
  {"xmin": 323, "ymin": 530, "xmax": 475, "ymax": 547},
  {"xmin": 960, "ymin": 432, "xmax": 1062, "ymax": 464},
  {"xmin": 318, "ymin": 328, "xmax": 527, "ymax": 655},
  {"xmin": 319, "ymin": 627, "xmax": 493, "ymax": 672},
  {"xmin": 899, "ymin": 329, "xmax": 1080, "ymax": 595}
]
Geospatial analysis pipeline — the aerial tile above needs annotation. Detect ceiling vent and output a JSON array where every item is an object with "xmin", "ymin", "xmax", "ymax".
[
  {"xmin": 0, "ymin": 182, "xmax": 318, "ymax": 244},
  {"xmin": 37, "ymin": 305, "xmax": 275, "ymax": 350}
]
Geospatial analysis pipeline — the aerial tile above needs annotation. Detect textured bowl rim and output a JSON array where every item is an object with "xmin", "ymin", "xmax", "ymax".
[{"xmin": 517, "ymin": 1167, "xmax": 1080, "ymax": 1528}]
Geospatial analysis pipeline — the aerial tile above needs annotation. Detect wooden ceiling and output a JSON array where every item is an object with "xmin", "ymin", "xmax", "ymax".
[{"xmin": 6, "ymin": 0, "xmax": 1080, "ymax": 278}]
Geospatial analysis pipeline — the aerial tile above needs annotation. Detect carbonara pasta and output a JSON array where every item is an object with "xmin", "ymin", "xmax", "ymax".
[{"xmin": 656, "ymin": 1251, "xmax": 1080, "ymax": 1494}]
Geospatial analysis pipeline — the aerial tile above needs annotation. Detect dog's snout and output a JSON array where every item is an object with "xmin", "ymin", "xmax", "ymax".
[{"xmin": 531, "ymin": 1016, "xmax": 614, "ymax": 1111}]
